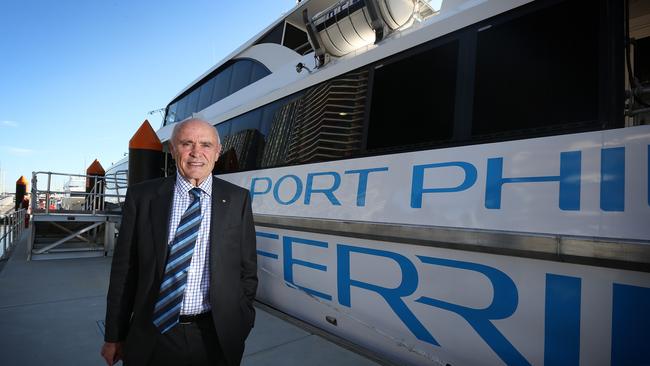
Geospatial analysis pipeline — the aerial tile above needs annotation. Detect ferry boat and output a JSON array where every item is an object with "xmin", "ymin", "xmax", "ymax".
[{"xmin": 108, "ymin": 0, "xmax": 650, "ymax": 365}]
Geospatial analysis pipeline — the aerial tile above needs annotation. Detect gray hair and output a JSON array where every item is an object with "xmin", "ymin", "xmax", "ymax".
[{"xmin": 170, "ymin": 118, "xmax": 221, "ymax": 145}]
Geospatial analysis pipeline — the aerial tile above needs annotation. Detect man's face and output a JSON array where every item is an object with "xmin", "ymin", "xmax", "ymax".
[{"xmin": 170, "ymin": 120, "xmax": 221, "ymax": 186}]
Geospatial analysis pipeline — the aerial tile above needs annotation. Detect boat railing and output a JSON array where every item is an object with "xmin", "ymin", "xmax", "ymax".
[
  {"xmin": 30, "ymin": 171, "xmax": 127, "ymax": 216},
  {"xmin": 104, "ymin": 170, "xmax": 128, "ymax": 206},
  {"xmin": 0, "ymin": 208, "xmax": 26, "ymax": 260}
]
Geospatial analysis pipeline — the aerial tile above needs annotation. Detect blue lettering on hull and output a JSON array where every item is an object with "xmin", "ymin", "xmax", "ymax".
[{"xmin": 254, "ymin": 230, "xmax": 650, "ymax": 365}]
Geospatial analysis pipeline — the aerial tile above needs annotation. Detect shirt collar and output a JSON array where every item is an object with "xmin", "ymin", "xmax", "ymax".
[{"xmin": 175, "ymin": 171, "xmax": 212, "ymax": 198}]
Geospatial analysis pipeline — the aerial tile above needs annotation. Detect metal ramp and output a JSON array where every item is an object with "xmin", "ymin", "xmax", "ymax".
[{"xmin": 28, "ymin": 171, "xmax": 126, "ymax": 261}]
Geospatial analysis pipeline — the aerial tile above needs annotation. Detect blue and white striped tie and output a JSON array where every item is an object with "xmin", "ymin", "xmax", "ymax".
[{"xmin": 153, "ymin": 187, "xmax": 203, "ymax": 333}]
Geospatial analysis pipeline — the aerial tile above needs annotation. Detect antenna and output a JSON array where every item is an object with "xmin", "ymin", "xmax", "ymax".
[
  {"xmin": 148, "ymin": 108, "xmax": 166, "ymax": 118},
  {"xmin": 148, "ymin": 108, "xmax": 167, "ymax": 128}
]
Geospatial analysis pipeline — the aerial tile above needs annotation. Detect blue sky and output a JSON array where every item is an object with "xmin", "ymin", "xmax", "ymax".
[{"xmin": 0, "ymin": 0, "xmax": 296, "ymax": 191}]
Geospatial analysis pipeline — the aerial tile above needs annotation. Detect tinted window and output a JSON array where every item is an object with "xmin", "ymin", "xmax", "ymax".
[
  {"xmin": 367, "ymin": 41, "xmax": 458, "ymax": 150},
  {"xmin": 211, "ymin": 66, "xmax": 233, "ymax": 103},
  {"xmin": 229, "ymin": 60, "xmax": 254, "ymax": 94},
  {"xmin": 231, "ymin": 108, "xmax": 262, "ymax": 135},
  {"xmin": 251, "ymin": 62, "xmax": 270, "ymax": 84},
  {"xmin": 263, "ymin": 69, "xmax": 368, "ymax": 166},
  {"xmin": 185, "ymin": 89, "xmax": 200, "ymax": 117},
  {"xmin": 472, "ymin": 0, "xmax": 600, "ymax": 137},
  {"xmin": 166, "ymin": 102, "xmax": 178, "ymax": 124},
  {"xmin": 164, "ymin": 60, "xmax": 272, "ymax": 126},
  {"xmin": 216, "ymin": 121, "xmax": 231, "ymax": 140},
  {"xmin": 175, "ymin": 97, "xmax": 188, "ymax": 122},
  {"xmin": 283, "ymin": 22, "xmax": 310, "ymax": 54},
  {"xmin": 635, "ymin": 36, "xmax": 650, "ymax": 85},
  {"xmin": 260, "ymin": 99, "xmax": 285, "ymax": 136},
  {"xmin": 258, "ymin": 22, "xmax": 283, "ymax": 45},
  {"xmin": 197, "ymin": 78, "xmax": 216, "ymax": 111}
]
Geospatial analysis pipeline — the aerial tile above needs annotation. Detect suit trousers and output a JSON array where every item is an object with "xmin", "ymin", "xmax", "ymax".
[{"xmin": 145, "ymin": 316, "xmax": 227, "ymax": 366}]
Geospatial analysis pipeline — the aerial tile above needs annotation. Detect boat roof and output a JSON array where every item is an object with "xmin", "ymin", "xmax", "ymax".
[{"xmin": 170, "ymin": 0, "xmax": 334, "ymax": 102}]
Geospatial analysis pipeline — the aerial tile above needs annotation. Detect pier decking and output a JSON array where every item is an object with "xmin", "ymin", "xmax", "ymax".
[{"xmin": 0, "ymin": 231, "xmax": 382, "ymax": 366}]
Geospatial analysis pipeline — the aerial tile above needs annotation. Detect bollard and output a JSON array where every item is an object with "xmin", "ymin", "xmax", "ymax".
[
  {"xmin": 128, "ymin": 119, "xmax": 163, "ymax": 186},
  {"xmin": 15, "ymin": 176, "xmax": 28, "ymax": 211},
  {"xmin": 86, "ymin": 160, "xmax": 106, "ymax": 213}
]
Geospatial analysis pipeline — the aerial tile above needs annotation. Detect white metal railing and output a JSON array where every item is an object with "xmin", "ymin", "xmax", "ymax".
[
  {"xmin": 0, "ymin": 208, "xmax": 26, "ymax": 260},
  {"xmin": 31, "ymin": 171, "xmax": 127, "ymax": 216},
  {"xmin": 104, "ymin": 169, "xmax": 128, "ymax": 206}
]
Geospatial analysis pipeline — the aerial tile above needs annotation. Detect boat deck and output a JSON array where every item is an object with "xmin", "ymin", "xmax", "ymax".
[{"xmin": 0, "ymin": 231, "xmax": 381, "ymax": 366}]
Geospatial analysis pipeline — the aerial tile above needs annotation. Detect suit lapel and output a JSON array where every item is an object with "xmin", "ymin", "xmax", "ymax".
[
  {"xmin": 210, "ymin": 177, "xmax": 231, "ymax": 274},
  {"xmin": 151, "ymin": 177, "xmax": 175, "ymax": 279}
]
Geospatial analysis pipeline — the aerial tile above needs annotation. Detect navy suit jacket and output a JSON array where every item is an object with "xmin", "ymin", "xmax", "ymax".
[{"xmin": 105, "ymin": 175, "xmax": 258, "ymax": 365}]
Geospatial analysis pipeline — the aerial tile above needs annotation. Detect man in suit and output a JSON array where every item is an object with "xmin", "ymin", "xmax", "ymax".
[{"xmin": 101, "ymin": 118, "xmax": 258, "ymax": 366}]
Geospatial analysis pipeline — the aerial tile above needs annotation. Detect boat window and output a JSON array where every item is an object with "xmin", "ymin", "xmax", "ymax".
[
  {"xmin": 635, "ymin": 36, "xmax": 650, "ymax": 86},
  {"xmin": 213, "ymin": 68, "xmax": 370, "ymax": 172},
  {"xmin": 229, "ymin": 59, "xmax": 254, "ymax": 95},
  {"xmin": 216, "ymin": 109, "xmax": 264, "ymax": 172},
  {"xmin": 471, "ymin": 0, "xmax": 600, "ymax": 138},
  {"xmin": 260, "ymin": 98, "xmax": 300, "ymax": 168},
  {"xmin": 260, "ymin": 99, "xmax": 285, "ymax": 136},
  {"xmin": 185, "ymin": 88, "xmax": 200, "ymax": 118},
  {"xmin": 283, "ymin": 22, "xmax": 312, "ymax": 55},
  {"xmin": 258, "ymin": 69, "xmax": 368, "ymax": 168},
  {"xmin": 165, "ymin": 102, "xmax": 178, "ymax": 124},
  {"xmin": 257, "ymin": 22, "xmax": 284, "ymax": 45},
  {"xmin": 231, "ymin": 108, "xmax": 262, "ymax": 135},
  {"xmin": 216, "ymin": 121, "xmax": 231, "ymax": 142},
  {"xmin": 197, "ymin": 78, "xmax": 216, "ymax": 112},
  {"xmin": 367, "ymin": 40, "xmax": 458, "ymax": 151},
  {"xmin": 175, "ymin": 97, "xmax": 189, "ymax": 123},
  {"xmin": 164, "ymin": 58, "xmax": 272, "ymax": 126},
  {"xmin": 211, "ymin": 66, "xmax": 233, "ymax": 104},
  {"xmin": 251, "ymin": 62, "xmax": 270, "ymax": 84}
]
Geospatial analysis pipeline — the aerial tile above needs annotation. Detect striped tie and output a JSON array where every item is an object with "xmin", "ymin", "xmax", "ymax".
[{"xmin": 153, "ymin": 187, "xmax": 203, "ymax": 334}]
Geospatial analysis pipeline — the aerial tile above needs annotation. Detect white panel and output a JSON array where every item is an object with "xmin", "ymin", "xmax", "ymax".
[
  {"xmin": 223, "ymin": 126, "xmax": 650, "ymax": 241},
  {"xmin": 236, "ymin": 43, "xmax": 302, "ymax": 72},
  {"xmin": 252, "ymin": 227, "xmax": 650, "ymax": 366}
]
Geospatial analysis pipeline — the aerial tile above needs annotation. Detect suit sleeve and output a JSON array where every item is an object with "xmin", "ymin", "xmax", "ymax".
[
  {"xmin": 105, "ymin": 189, "xmax": 139, "ymax": 342},
  {"xmin": 240, "ymin": 190, "xmax": 258, "ymax": 304}
]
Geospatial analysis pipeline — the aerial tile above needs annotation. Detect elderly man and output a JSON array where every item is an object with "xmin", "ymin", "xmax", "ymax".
[{"xmin": 101, "ymin": 118, "xmax": 257, "ymax": 366}]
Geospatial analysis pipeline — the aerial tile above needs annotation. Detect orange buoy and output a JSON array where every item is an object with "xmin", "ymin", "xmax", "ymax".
[
  {"xmin": 128, "ymin": 119, "xmax": 164, "ymax": 186},
  {"xmin": 15, "ymin": 176, "xmax": 28, "ymax": 211}
]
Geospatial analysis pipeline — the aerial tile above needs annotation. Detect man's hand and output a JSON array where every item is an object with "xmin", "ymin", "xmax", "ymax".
[{"xmin": 101, "ymin": 342, "xmax": 123, "ymax": 365}]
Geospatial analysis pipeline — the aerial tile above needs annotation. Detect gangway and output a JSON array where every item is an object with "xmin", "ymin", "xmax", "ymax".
[
  {"xmin": 0, "ymin": 194, "xmax": 15, "ymax": 215},
  {"xmin": 28, "ymin": 171, "xmax": 127, "ymax": 260}
]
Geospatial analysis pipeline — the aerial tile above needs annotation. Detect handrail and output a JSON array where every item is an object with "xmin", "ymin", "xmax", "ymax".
[
  {"xmin": 0, "ymin": 208, "xmax": 26, "ymax": 260},
  {"xmin": 104, "ymin": 170, "xmax": 128, "ymax": 206},
  {"xmin": 30, "ymin": 171, "xmax": 127, "ymax": 216}
]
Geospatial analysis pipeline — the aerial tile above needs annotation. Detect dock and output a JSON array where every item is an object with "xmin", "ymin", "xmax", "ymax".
[
  {"xmin": 0, "ymin": 230, "xmax": 383, "ymax": 366},
  {"xmin": 0, "ymin": 194, "xmax": 14, "ymax": 215}
]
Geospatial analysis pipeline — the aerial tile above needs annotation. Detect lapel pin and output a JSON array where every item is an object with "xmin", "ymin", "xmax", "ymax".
[{"xmin": 222, "ymin": 199, "xmax": 227, "ymax": 203}]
